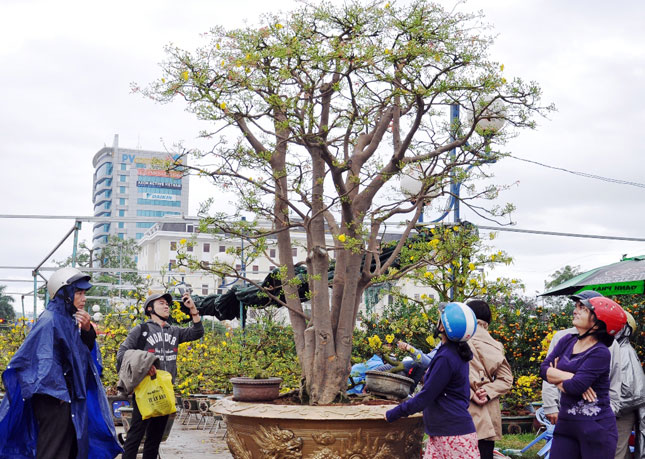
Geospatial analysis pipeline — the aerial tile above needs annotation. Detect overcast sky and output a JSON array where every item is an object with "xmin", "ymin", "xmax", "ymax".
[{"xmin": 1, "ymin": 0, "xmax": 644, "ymax": 314}]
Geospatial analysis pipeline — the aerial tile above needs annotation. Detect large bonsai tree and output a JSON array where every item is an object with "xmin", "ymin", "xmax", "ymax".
[{"xmin": 142, "ymin": 0, "xmax": 551, "ymax": 404}]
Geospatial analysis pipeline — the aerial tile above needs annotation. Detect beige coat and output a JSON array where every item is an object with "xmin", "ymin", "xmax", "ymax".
[{"xmin": 467, "ymin": 320, "xmax": 513, "ymax": 441}]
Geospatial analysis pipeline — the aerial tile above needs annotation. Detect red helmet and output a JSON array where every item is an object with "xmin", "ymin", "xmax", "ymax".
[{"xmin": 586, "ymin": 297, "xmax": 627, "ymax": 336}]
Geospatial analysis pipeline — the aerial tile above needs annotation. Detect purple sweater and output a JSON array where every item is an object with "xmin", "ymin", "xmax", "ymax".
[
  {"xmin": 386, "ymin": 342, "xmax": 476, "ymax": 436},
  {"xmin": 540, "ymin": 333, "xmax": 613, "ymax": 420}
]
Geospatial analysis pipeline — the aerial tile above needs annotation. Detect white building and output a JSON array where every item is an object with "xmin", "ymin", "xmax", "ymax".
[
  {"xmin": 137, "ymin": 219, "xmax": 310, "ymax": 297},
  {"xmin": 137, "ymin": 219, "xmax": 437, "ymax": 321}
]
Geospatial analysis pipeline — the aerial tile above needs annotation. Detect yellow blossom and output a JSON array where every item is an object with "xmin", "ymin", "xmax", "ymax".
[
  {"xmin": 338, "ymin": 234, "xmax": 346, "ymax": 242},
  {"xmin": 181, "ymin": 71, "xmax": 189, "ymax": 81},
  {"xmin": 220, "ymin": 102, "xmax": 227, "ymax": 110},
  {"xmin": 179, "ymin": 238, "xmax": 187, "ymax": 245},
  {"xmin": 368, "ymin": 335, "xmax": 382, "ymax": 349},
  {"xmin": 385, "ymin": 334, "xmax": 394, "ymax": 344}
]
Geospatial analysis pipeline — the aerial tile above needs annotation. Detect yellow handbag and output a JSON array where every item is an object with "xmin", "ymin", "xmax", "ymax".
[{"xmin": 134, "ymin": 370, "xmax": 177, "ymax": 420}]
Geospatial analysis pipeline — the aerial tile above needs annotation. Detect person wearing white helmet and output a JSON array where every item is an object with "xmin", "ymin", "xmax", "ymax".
[
  {"xmin": 386, "ymin": 302, "xmax": 480, "ymax": 459},
  {"xmin": 0, "ymin": 267, "xmax": 122, "ymax": 458}
]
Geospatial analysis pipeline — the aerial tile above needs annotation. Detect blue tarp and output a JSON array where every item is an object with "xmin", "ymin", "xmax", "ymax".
[
  {"xmin": 0, "ymin": 285, "xmax": 121, "ymax": 458},
  {"xmin": 347, "ymin": 354, "xmax": 384, "ymax": 394}
]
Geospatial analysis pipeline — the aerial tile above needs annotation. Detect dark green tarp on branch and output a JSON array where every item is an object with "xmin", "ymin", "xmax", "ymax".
[{"xmin": 186, "ymin": 225, "xmax": 470, "ymax": 321}]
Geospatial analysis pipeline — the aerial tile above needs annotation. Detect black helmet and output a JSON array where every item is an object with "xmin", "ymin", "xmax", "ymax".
[
  {"xmin": 143, "ymin": 293, "xmax": 173, "ymax": 316},
  {"xmin": 569, "ymin": 290, "xmax": 602, "ymax": 305}
]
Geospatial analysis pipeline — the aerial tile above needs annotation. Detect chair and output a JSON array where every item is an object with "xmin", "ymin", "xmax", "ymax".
[{"xmin": 520, "ymin": 407, "xmax": 553, "ymax": 459}]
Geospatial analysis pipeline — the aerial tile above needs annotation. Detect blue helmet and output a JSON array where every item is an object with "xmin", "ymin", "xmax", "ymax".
[{"xmin": 441, "ymin": 302, "xmax": 478, "ymax": 342}]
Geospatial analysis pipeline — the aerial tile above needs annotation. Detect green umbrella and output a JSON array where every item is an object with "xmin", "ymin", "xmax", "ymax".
[{"xmin": 541, "ymin": 255, "xmax": 645, "ymax": 296}]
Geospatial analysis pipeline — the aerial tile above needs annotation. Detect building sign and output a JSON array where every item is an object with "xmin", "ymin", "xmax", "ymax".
[
  {"xmin": 122, "ymin": 153, "xmax": 183, "ymax": 165},
  {"xmin": 143, "ymin": 192, "xmax": 176, "ymax": 201},
  {"xmin": 136, "ymin": 180, "xmax": 182, "ymax": 190},
  {"xmin": 137, "ymin": 169, "xmax": 183, "ymax": 179}
]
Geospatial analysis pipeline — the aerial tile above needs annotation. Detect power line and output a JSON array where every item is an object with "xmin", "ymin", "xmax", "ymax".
[
  {"xmin": 477, "ymin": 224, "xmax": 645, "ymax": 242},
  {"xmin": 509, "ymin": 155, "xmax": 645, "ymax": 189}
]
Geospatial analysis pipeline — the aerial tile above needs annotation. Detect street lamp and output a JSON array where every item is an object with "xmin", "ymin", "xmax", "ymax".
[{"xmin": 400, "ymin": 102, "xmax": 506, "ymax": 299}]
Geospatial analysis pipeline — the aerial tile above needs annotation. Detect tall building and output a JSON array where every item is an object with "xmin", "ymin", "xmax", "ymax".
[{"xmin": 92, "ymin": 135, "xmax": 189, "ymax": 248}]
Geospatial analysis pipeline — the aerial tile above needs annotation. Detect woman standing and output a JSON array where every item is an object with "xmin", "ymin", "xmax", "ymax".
[
  {"xmin": 386, "ymin": 302, "xmax": 480, "ymax": 459},
  {"xmin": 540, "ymin": 295, "xmax": 627, "ymax": 459},
  {"xmin": 466, "ymin": 299, "xmax": 513, "ymax": 459}
]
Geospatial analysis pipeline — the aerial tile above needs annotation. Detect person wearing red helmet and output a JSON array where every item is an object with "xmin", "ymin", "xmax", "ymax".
[
  {"xmin": 541, "ymin": 290, "xmax": 623, "ymax": 427},
  {"xmin": 540, "ymin": 295, "xmax": 627, "ymax": 459}
]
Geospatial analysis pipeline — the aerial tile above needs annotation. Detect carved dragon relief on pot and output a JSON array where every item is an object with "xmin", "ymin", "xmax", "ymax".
[{"xmin": 227, "ymin": 423, "xmax": 423, "ymax": 458}]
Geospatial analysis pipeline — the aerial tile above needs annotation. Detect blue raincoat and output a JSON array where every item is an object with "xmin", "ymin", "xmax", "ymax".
[{"xmin": 0, "ymin": 284, "xmax": 122, "ymax": 458}]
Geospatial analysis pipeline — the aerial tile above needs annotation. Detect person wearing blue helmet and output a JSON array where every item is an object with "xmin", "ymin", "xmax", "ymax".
[
  {"xmin": 0, "ymin": 267, "xmax": 122, "ymax": 458},
  {"xmin": 386, "ymin": 302, "xmax": 480, "ymax": 458}
]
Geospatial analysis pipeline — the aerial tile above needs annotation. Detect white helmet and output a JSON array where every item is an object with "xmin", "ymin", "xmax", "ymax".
[{"xmin": 47, "ymin": 267, "xmax": 92, "ymax": 298}]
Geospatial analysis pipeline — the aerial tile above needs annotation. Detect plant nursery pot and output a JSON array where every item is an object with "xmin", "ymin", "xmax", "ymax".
[
  {"xmin": 212, "ymin": 397, "xmax": 424, "ymax": 458},
  {"xmin": 365, "ymin": 370, "xmax": 414, "ymax": 399},
  {"xmin": 501, "ymin": 414, "xmax": 536, "ymax": 435},
  {"xmin": 230, "ymin": 377, "xmax": 282, "ymax": 402}
]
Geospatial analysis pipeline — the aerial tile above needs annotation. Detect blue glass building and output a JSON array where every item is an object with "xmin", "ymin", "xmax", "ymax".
[{"xmin": 91, "ymin": 135, "xmax": 189, "ymax": 248}]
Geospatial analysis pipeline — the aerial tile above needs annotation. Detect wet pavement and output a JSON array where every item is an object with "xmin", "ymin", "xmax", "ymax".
[{"xmin": 116, "ymin": 413, "xmax": 233, "ymax": 459}]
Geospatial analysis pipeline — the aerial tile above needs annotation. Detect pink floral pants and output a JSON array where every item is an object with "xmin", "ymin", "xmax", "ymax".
[{"xmin": 422, "ymin": 432, "xmax": 480, "ymax": 459}]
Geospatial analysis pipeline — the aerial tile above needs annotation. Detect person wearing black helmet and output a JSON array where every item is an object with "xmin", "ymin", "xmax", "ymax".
[
  {"xmin": 540, "ymin": 293, "xmax": 627, "ymax": 459},
  {"xmin": 117, "ymin": 290, "xmax": 203, "ymax": 459},
  {"xmin": 541, "ymin": 290, "xmax": 622, "ymax": 426},
  {"xmin": 0, "ymin": 267, "xmax": 122, "ymax": 458}
]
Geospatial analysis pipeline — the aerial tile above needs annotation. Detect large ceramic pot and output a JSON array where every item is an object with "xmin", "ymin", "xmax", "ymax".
[
  {"xmin": 213, "ymin": 397, "xmax": 424, "ymax": 458},
  {"xmin": 365, "ymin": 370, "xmax": 414, "ymax": 399},
  {"xmin": 230, "ymin": 377, "xmax": 282, "ymax": 402}
]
